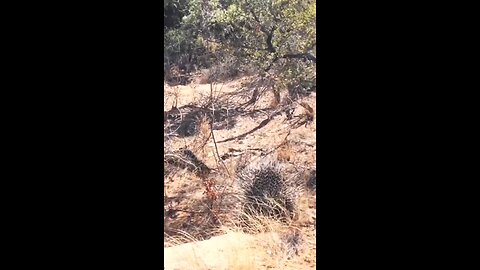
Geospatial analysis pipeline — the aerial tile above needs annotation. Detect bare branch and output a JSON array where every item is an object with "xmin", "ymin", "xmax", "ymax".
[
  {"xmin": 247, "ymin": 6, "xmax": 276, "ymax": 53},
  {"xmin": 265, "ymin": 26, "xmax": 276, "ymax": 53},
  {"xmin": 282, "ymin": 53, "xmax": 316, "ymax": 63}
]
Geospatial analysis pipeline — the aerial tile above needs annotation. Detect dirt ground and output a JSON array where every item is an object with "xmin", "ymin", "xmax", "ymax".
[{"xmin": 164, "ymin": 78, "xmax": 316, "ymax": 269}]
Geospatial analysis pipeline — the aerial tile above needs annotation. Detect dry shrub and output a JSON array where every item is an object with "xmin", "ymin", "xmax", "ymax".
[
  {"xmin": 299, "ymin": 102, "xmax": 314, "ymax": 121},
  {"xmin": 164, "ymin": 206, "xmax": 308, "ymax": 269},
  {"xmin": 165, "ymin": 65, "xmax": 192, "ymax": 86},
  {"xmin": 196, "ymin": 69, "xmax": 212, "ymax": 85},
  {"xmin": 271, "ymin": 88, "xmax": 281, "ymax": 108},
  {"xmin": 192, "ymin": 114, "xmax": 212, "ymax": 161}
]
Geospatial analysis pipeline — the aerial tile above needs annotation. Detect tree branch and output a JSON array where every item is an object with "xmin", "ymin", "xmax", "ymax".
[
  {"xmin": 282, "ymin": 53, "xmax": 316, "ymax": 63},
  {"xmin": 265, "ymin": 26, "xmax": 276, "ymax": 53},
  {"xmin": 248, "ymin": 8, "xmax": 276, "ymax": 53}
]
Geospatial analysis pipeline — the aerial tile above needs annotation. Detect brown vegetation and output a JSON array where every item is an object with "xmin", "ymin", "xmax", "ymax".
[{"xmin": 164, "ymin": 76, "xmax": 316, "ymax": 269}]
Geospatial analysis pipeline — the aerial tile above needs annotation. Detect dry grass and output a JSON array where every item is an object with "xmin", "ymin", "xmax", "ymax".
[
  {"xmin": 164, "ymin": 76, "xmax": 316, "ymax": 269},
  {"xmin": 277, "ymin": 139, "xmax": 292, "ymax": 162},
  {"xmin": 299, "ymin": 101, "xmax": 315, "ymax": 121},
  {"xmin": 165, "ymin": 204, "xmax": 313, "ymax": 270}
]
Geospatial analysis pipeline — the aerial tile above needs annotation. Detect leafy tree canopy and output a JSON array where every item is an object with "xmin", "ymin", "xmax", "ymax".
[{"xmin": 165, "ymin": 0, "xmax": 316, "ymax": 91}]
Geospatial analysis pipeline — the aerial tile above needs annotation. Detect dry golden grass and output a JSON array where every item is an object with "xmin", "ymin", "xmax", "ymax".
[
  {"xmin": 164, "ymin": 195, "xmax": 316, "ymax": 269},
  {"xmin": 164, "ymin": 208, "xmax": 312, "ymax": 270},
  {"xmin": 299, "ymin": 101, "xmax": 315, "ymax": 121},
  {"xmin": 191, "ymin": 115, "xmax": 212, "ymax": 161},
  {"xmin": 277, "ymin": 139, "xmax": 292, "ymax": 162},
  {"xmin": 270, "ymin": 90, "xmax": 281, "ymax": 108},
  {"xmin": 164, "ymin": 77, "xmax": 317, "ymax": 270}
]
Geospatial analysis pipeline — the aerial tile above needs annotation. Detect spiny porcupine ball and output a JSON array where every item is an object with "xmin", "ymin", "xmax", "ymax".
[{"xmin": 236, "ymin": 158, "xmax": 302, "ymax": 220}]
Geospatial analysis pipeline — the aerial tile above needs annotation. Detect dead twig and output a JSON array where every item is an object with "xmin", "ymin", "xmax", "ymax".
[{"xmin": 208, "ymin": 83, "xmax": 232, "ymax": 178}]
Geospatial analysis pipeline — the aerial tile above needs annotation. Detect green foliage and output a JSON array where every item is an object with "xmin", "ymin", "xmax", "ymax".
[{"xmin": 164, "ymin": 0, "xmax": 316, "ymax": 89}]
